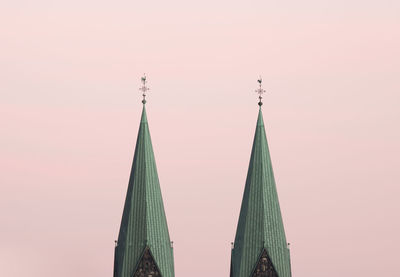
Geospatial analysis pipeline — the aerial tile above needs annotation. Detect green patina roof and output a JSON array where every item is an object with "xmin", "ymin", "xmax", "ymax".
[
  {"xmin": 231, "ymin": 107, "xmax": 291, "ymax": 277},
  {"xmin": 114, "ymin": 105, "xmax": 174, "ymax": 277}
]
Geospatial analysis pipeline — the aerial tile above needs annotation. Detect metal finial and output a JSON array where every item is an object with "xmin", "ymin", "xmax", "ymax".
[
  {"xmin": 255, "ymin": 76, "xmax": 266, "ymax": 106},
  {"xmin": 139, "ymin": 74, "xmax": 149, "ymax": 104}
]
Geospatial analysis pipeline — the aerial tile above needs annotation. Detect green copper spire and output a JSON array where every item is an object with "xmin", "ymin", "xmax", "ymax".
[
  {"xmin": 114, "ymin": 84, "xmax": 174, "ymax": 277},
  {"xmin": 230, "ymin": 91, "xmax": 291, "ymax": 277}
]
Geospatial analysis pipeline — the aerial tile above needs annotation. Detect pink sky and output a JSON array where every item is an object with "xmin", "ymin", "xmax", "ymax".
[{"xmin": 1, "ymin": 1, "xmax": 400, "ymax": 276}]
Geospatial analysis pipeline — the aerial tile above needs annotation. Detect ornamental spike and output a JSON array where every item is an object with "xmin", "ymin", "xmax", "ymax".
[
  {"xmin": 139, "ymin": 73, "xmax": 150, "ymax": 104},
  {"xmin": 255, "ymin": 76, "xmax": 266, "ymax": 106}
]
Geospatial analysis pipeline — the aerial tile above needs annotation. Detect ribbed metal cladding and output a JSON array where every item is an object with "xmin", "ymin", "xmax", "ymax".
[
  {"xmin": 114, "ymin": 105, "xmax": 175, "ymax": 277},
  {"xmin": 231, "ymin": 108, "xmax": 291, "ymax": 277}
]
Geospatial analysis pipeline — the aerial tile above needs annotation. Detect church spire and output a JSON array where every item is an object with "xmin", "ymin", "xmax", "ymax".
[
  {"xmin": 114, "ymin": 77, "xmax": 174, "ymax": 277},
  {"xmin": 230, "ymin": 79, "xmax": 291, "ymax": 277}
]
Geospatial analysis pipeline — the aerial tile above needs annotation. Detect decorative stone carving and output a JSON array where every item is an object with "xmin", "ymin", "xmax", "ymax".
[
  {"xmin": 133, "ymin": 247, "xmax": 161, "ymax": 277},
  {"xmin": 252, "ymin": 249, "xmax": 278, "ymax": 277}
]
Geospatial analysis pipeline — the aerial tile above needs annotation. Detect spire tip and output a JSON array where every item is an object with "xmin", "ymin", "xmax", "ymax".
[
  {"xmin": 255, "ymin": 76, "xmax": 266, "ymax": 106},
  {"xmin": 139, "ymin": 73, "xmax": 149, "ymax": 104}
]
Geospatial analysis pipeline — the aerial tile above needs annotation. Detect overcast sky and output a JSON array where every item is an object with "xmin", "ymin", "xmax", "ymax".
[{"xmin": 1, "ymin": 0, "xmax": 400, "ymax": 276}]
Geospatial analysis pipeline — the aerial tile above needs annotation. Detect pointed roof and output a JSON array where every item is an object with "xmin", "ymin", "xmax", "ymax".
[
  {"xmin": 231, "ymin": 107, "xmax": 291, "ymax": 277},
  {"xmin": 114, "ymin": 104, "xmax": 174, "ymax": 277}
]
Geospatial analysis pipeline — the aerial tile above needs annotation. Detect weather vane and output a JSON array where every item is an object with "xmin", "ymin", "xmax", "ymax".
[
  {"xmin": 139, "ymin": 74, "xmax": 149, "ymax": 104},
  {"xmin": 255, "ymin": 76, "xmax": 266, "ymax": 106}
]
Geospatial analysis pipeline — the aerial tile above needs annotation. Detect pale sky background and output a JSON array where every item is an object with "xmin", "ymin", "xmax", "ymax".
[{"xmin": 1, "ymin": 0, "xmax": 400, "ymax": 276}]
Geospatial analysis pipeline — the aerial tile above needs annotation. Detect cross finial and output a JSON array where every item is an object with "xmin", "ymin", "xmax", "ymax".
[
  {"xmin": 139, "ymin": 74, "xmax": 149, "ymax": 104},
  {"xmin": 255, "ymin": 76, "xmax": 266, "ymax": 106}
]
